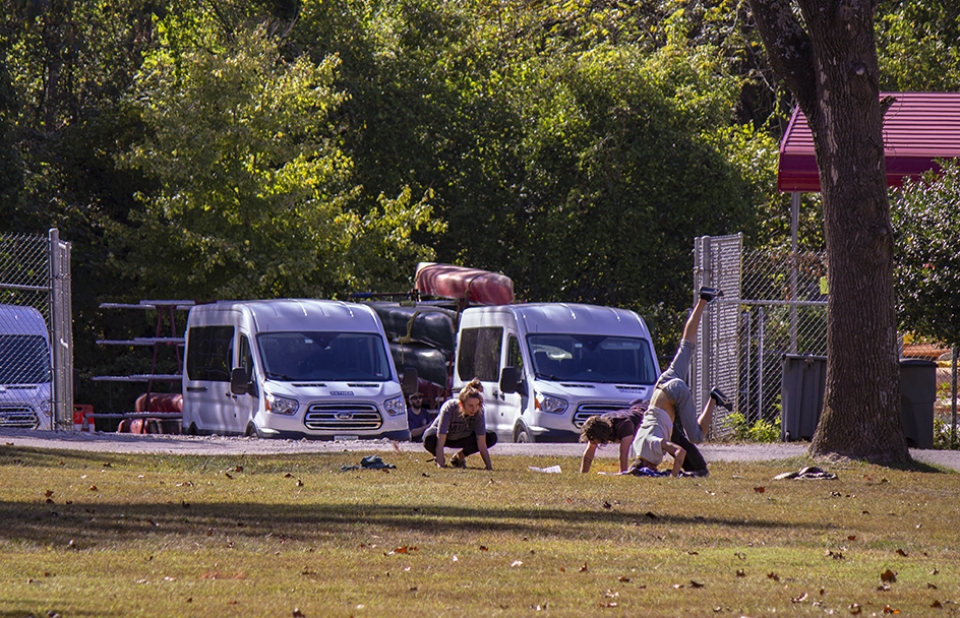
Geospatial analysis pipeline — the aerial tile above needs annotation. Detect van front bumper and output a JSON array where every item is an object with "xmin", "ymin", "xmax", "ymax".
[{"xmin": 255, "ymin": 426, "xmax": 412, "ymax": 442}]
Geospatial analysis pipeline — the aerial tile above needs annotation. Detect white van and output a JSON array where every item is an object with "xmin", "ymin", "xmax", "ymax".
[
  {"xmin": 181, "ymin": 299, "xmax": 410, "ymax": 440},
  {"xmin": 453, "ymin": 303, "xmax": 660, "ymax": 442},
  {"xmin": 0, "ymin": 304, "xmax": 53, "ymax": 430}
]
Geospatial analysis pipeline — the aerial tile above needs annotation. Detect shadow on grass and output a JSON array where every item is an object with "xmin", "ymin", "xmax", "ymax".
[{"xmin": 0, "ymin": 497, "xmax": 823, "ymax": 548}]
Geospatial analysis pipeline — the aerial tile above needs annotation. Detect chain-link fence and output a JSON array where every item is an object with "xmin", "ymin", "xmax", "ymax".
[
  {"xmin": 0, "ymin": 230, "xmax": 73, "ymax": 430},
  {"xmin": 693, "ymin": 235, "xmax": 828, "ymax": 438}
]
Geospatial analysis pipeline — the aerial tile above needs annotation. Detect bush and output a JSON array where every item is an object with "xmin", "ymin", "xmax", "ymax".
[
  {"xmin": 724, "ymin": 412, "xmax": 781, "ymax": 443},
  {"xmin": 934, "ymin": 417, "xmax": 960, "ymax": 450}
]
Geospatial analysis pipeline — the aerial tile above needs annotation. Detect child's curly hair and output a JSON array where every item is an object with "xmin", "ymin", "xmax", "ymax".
[{"xmin": 579, "ymin": 415, "xmax": 614, "ymax": 444}]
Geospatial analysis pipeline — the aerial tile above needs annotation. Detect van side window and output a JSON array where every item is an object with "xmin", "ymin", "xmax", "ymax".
[
  {"xmin": 186, "ymin": 326, "xmax": 234, "ymax": 382},
  {"xmin": 458, "ymin": 327, "xmax": 502, "ymax": 382},
  {"xmin": 239, "ymin": 334, "xmax": 255, "ymax": 377},
  {"xmin": 507, "ymin": 335, "xmax": 523, "ymax": 374}
]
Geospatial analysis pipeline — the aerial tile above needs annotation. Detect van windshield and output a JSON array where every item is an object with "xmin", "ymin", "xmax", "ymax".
[
  {"xmin": 258, "ymin": 331, "xmax": 392, "ymax": 382},
  {"xmin": 527, "ymin": 334, "xmax": 657, "ymax": 384},
  {"xmin": 0, "ymin": 335, "xmax": 50, "ymax": 384}
]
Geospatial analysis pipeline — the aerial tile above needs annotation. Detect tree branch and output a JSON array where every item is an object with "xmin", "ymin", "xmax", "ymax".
[{"xmin": 745, "ymin": 0, "xmax": 817, "ymax": 117}]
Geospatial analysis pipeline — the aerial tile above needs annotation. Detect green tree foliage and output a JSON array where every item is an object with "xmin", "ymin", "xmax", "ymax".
[
  {"xmin": 877, "ymin": 0, "xmax": 960, "ymax": 91},
  {"xmin": 114, "ymin": 17, "xmax": 440, "ymax": 300},
  {"xmin": 892, "ymin": 159, "xmax": 960, "ymax": 347}
]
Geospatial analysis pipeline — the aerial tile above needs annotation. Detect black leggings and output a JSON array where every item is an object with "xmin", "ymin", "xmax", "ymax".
[
  {"xmin": 672, "ymin": 415, "xmax": 708, "ymax": 473},
  {"xmin": 423, "ymin": 431, "xmax": 498, "ymax": 458}
]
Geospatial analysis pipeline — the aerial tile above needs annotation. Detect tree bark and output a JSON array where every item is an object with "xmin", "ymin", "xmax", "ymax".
[{"xmin": 747, "ymin": 0, "xmax": 908, "ymax": 462}]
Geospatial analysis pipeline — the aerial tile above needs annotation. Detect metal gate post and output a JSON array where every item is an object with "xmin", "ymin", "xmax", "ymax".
[{"xmin": 49, "ymin": 228, "xmax": 74, "ymax": 431}]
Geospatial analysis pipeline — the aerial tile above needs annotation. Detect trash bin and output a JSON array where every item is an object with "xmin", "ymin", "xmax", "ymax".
[
  {"xmin": 899, "ymin": 358, "xmax": 936, "ymax": 449},
  {"xmin": 780, "ymin": 354, "xmax": 827, "ymax": 441}
]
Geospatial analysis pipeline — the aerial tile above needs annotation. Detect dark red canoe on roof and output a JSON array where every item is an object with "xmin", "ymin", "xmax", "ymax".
[
  {"xmin": 778, "ymin": 92, "xmax": 960, "ymax": 192},
  {"xmin": 415, "ymin": 262, "xmax": 514, "ymax": 306}
]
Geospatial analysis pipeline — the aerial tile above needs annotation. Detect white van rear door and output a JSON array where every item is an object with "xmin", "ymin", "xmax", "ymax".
[{"xmin": 184, "ymin": 320, "xmax": 237, "ymax": 434}]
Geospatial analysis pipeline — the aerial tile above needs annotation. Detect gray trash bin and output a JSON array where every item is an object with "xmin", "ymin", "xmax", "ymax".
[
  {"xmin": 781, "ymin": 354, "xmax": 827, "ymax": 441},
  {"xmin": 899, "ymin": 358, "xmax": 936, "ymax": 449}
]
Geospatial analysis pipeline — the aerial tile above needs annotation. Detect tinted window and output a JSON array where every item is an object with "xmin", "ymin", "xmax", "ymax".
[
  {"xmin": 0, "ymin": 335, "xmax": 50, "ymax": 384},
  {"xmin": 457, "ymin": 327, "xmax": 502, "ymax": 382},
  {"xmin": 507, "ymin": 335, "xmax": 523, "ymax": 373},
  {"xmin": 528, "ymin": 334, "xmax": 657, "ymax": 384},
  {"xmin": 186, "ymin": 326, "xmax": 234, "ymax": 382},
  {"xmin": 258, "ymin": 331, "xmax": 392, "ymax": 382}
]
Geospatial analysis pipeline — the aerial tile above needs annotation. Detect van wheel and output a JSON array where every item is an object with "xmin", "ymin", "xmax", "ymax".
[
  {"xmin": 245, "ymin": 423, "xmax": 259, "ymax": 438},
  {"xmin": 514, "ymin": 427, "xmax": 532, "ymax": 443},
  {"xmin": 186, "ymin": 423, "xmax": 198, "ymax": 436}
]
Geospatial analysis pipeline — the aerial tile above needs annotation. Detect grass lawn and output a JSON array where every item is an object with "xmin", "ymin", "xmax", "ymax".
[{"xmin": 0, "ymin": 445, "xmax": 957, "ymax": 617}]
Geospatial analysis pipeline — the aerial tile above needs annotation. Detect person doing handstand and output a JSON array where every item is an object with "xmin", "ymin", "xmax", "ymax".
[{"xmin": 630, "ymin": 287, "xmax": 732, "ymax": 477}]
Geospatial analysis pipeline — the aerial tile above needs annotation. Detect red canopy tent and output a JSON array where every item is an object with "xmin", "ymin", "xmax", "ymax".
[{"xmin": 778, "ymin": 92, "xmax": 960, "ymax": 192}]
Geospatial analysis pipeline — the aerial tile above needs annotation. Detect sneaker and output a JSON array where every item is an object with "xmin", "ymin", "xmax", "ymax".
[
  {"xmin": 451, "ymin": 453, "xmax": 467, "ymax": 468},
  {"xmin": 710, "ymin": 387, "xmax": 732, "ymax": 410},
  {"xmin": 681, "ymin": 468, "xmax": 710, "ymax": 478},
  {"xmin": 699, "ymin": 286, "xmax": 723, "ymax": 302}
]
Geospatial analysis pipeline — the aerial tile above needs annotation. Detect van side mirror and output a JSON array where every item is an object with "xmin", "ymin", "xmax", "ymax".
[
  {"xmin": 230, "ymin": 367, "xmax": 249, "ymax": 395},
  {"xmin": 402, "ymin": 367, "xmax": 419, "ymax": 394},
  {"xmin": 500, "ymin": 366, "xmax": 525, "ymax": 396}
]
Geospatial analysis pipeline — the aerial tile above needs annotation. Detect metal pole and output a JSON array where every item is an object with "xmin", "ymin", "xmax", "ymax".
[
  {"xmin": 757, "ymin": 306, "xmax": 765, "ymax": 421},
  {"xmin": 790, "ymin": 192, "xmax": 800, "ymax": 353},
  {"xmin": 48, "ymin": 228, "xmax": 74, "ymax": 431},
  {"xmin": 952, "ymin": 346, "xmax": 958, "ymax": 447},
  {"xmin": 744, "ymin": 309, "xmax": 752, "ymax": 423}
]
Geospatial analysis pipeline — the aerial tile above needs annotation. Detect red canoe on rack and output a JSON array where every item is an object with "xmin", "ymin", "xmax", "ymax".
[{"xmin": 415, "ymin": 263, "xmax": 514, "ymax": 306}]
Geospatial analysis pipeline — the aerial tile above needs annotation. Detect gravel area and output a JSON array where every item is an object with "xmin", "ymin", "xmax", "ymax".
[{"xmin": 2, "ymin": 428, "xmax": 958, "ymax": 471}]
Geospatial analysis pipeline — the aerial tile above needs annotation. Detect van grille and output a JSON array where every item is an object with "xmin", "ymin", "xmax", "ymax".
[
  {"xmin": 304, "ymin": 403, "xmax": 382, "ymax": 431},
  {"xmin": 572, "ymin": 403, "xmax": 632, "ymax": 428},
  {"xmin": 0, "ymin": 406, "xmax": 39, "ymax": 429}
]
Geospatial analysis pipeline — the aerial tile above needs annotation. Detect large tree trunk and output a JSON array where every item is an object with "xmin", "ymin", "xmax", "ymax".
[{"xmin": 747, "ymin": 0, "xmax": 908, "ymax": 462}]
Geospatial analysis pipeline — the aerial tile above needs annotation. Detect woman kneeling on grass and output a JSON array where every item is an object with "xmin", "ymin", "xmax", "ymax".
[{"xmin": 423, "ymin": 378, "xmax": 497, "ymax": 470}]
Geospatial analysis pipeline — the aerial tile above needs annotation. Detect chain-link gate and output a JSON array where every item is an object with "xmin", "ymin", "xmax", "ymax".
[
  {"xmin": 693, "ymin": 235, "xmax": 828, "ymax": 437},
  {"xmin": 0, "ymin": 229, "xmax": 73, "ymax": 430}
]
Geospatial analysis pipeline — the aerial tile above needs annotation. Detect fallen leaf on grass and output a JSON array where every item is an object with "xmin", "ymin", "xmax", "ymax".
[
  {"xmin": 644, "ymin": 511, "xmax": 658, "ymax": 520},
  {"xmin": 754, "ymin": 486, "xmax": 765, "ymax": 493},
  {"xmin": 849, "ymin": 603, "xmax": 862, "ymax": 614},
  {"xmin": 44, "ymin": 490, "xmax": 54, "ymax": 497},
  {"xmin": 89, "ymin": 485, "xmax": 98, "ymax": 491},
  {"xmin": 931, "ymin": 568, "xmax": 939, "ymax": 575},
  {"xmin": 736, "ymin": 570, "xmax": 745, "ymax": 577},
  {"xmin": 618, "ymin": 576, "xmax": 631, "ymax": 582},
  {"xmin": 847, "ymin": 535, "xmax": 857, "ymax": 541},
  {"xmin": 451, "ymin": 555, "xmax": 458, "ymax": 562},
  {"xmin": 284, "ymin": 473, "xmax": 293, "ymax": 478},
  {"xmin": 601, "ymin": 501, "xmax": 612, "ymax": 509},
  {"xmin": 511, "ymin": 561, "xmax": 523, "ymax": 567},
  {"xmin": 883, "ymin": 605, "xmax": 900, "ymax": 614},
  {"xmin": 293, "ymin": 608, "xmax": 305, "ymax": 617},
  {"xmin": 235, "ymin": 465, "xmax": 243, "ymax": 472},
  {"xmin": 690, "ymin": 581, "xmax": 704, "ymax": 588},
  {"xmin": 734, "ymin": 551, "xmax": 746, "ymax": 560},
  {"xmin": 224, "ymin": 472, "xmax": 233, "ymax": 479},
  {"xmin": 880, "ymin": 569, "xmax": 897, "ymax": 583},
  {"xmin": 767, "ymin": 572, "xmax": 780, "ymax": 582},
  {"xmin": 600, "ymin": 602, "xmax": 618, "ymax": 608},
  {"xmin": 672, "ymin": 583, "xmax": 684, "ymax": 589},
  {"xmin": 878, "ymin": 583, "xmax": 891, "ymax": 591},
  {"xmin": 932, "ymin": 600, "xmax": 943, "ymax": 608},
  {"xmin": 895, "ymin": 549, "xmax": 907, "ymax": 557},
  {"xmin": 792, "ymin": 592, "xmax": 808, "ymax": 603},
  {"xmin": 296, "ymin": 478, "xmax": 303, "ymax": 487},
  {"xmin": 603, "ymin": 590, "xmax": 619, "ymax": 598},
  {"xmin": 386, "ymin": 546, "xmax": 418, "ymax": 555},
  {"xmin": 927, "ymin": 583, "xmax": 938, "ymax": 589},
  {"xmin": 479, "ymin": 545, "xmax": 488, "ymax": 551},
  {"xmin": 687, "ymin": 551, "xmax": 699, "ymax": 555},
  {"xmin": 578, "ymin": 563, "xmax": 588, "ymax": 573}
]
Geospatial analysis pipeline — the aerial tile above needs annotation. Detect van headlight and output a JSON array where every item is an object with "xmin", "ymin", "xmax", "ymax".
[
  {"xmin": 383, "ymin": 395, "xmax": 405, "ymax": 417},
  {"xmin": 265, "ymin": 393, "xmax": 299, "ymax": 415},
  {"xmin": 535, "ymin": 392, "xmax": 567, "ymax": 415}
]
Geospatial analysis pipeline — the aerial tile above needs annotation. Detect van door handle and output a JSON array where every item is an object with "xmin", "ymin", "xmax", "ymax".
[{"xmin": 186, "ymin": 386, "xmax": 207, "ymax": 392}]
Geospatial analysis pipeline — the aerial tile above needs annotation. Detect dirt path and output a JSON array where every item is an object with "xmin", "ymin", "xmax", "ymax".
[{"xmin": 3, "ymin": 428, "xmax": 958, "ymax": 471}]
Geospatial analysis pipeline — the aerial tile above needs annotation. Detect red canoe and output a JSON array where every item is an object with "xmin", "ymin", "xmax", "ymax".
[{"xmin": 415, "ymin": 262, "xmax": 514, "ymax": 306}]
